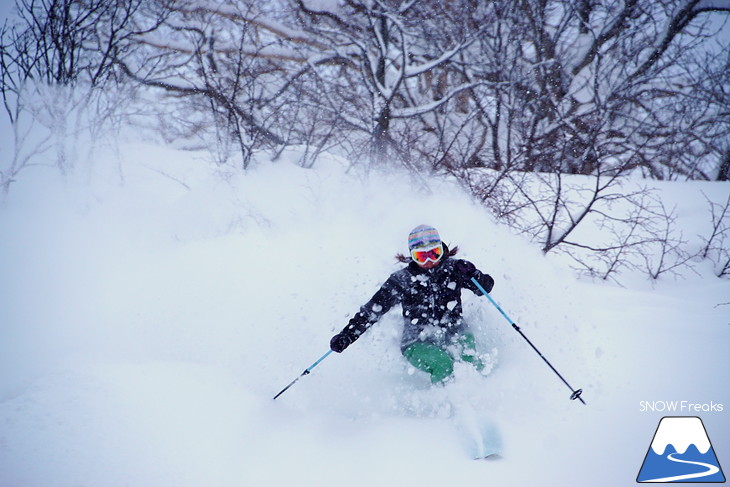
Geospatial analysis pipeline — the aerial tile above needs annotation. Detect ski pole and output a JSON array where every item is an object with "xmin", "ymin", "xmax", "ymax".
[
  {"xmin": 273, "ymin": 350, "xmax": 333, "ymax": 400},
  {"xmin": 470, "ymin": 277, "xmax": 586, "ymax": 405}
]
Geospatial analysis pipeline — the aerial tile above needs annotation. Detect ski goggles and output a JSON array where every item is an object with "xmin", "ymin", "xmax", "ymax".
[{"xmin": 410, "ymin": 243, "xmax": 444, "ymax": 265}]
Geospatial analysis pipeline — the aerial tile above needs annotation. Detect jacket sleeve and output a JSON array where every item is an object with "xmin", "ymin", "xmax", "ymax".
[
  {"xmin": 339, "ymin": 273, "xmax": 402, "ymax": 342},
  {"xmin": 454, "ymin": 259, "xmax": 494, "ymax": 295}
]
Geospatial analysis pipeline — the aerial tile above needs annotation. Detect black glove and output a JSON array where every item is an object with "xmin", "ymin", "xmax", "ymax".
[
  {"xmin": 456, "ymin": 259, "xmax": 494, "ymax": 294},
  {"xmin": 474, "ymin": 272, "xmax": 494, "ymax": 294},
  {"xmin": 330, "ymin": 332, "xmax": 354, "ymax": 353},
  {"xmin": 455, "ymin": 260, "xmax": 477, "ymax": 276}
]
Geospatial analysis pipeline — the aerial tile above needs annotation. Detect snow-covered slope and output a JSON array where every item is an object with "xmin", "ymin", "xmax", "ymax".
[{"xmin": 1, "ymin": 144, "xmax": 728, "ymax": 487}]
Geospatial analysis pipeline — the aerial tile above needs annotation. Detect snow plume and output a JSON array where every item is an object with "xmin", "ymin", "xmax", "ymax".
[{"xmin": 0, "ymin": 143, "xmax": 728, "ymax": 487}]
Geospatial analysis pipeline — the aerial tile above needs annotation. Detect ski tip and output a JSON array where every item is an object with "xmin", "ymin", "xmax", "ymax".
[{"xmin": 475, "ymin": 453, "xmax": 502, "ymax": 461}]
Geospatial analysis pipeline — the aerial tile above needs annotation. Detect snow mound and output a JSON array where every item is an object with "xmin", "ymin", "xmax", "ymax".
[{"xmin": 1, "ymin": 143, "xmax": 728, "ymax": 487}]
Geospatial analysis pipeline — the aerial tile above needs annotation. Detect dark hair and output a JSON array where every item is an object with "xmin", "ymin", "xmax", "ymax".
[{"xmin": 395, "ymin": 243, "xmax": 459, "ymax": 263}]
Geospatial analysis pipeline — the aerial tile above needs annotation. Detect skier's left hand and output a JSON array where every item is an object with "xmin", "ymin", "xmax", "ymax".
[{"xmin": 456, "ymin": 260, "xmax": 494, "ymax": 294}]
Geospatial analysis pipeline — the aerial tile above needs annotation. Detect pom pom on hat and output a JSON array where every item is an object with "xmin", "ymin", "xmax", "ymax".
[{"xmin": 408, "ymin": 224, "xmax": 441, "ymax": 250}]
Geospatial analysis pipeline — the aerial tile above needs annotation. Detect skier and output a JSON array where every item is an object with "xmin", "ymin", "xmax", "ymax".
[{"xmin": 329, "ymin": 224, "xmax": 495, "ymax": 384}]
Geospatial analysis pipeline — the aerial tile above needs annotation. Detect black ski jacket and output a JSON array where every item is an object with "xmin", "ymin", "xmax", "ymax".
[{"xmin": 337, "ymin": 250, "xmax": 494, "ymax": 352}]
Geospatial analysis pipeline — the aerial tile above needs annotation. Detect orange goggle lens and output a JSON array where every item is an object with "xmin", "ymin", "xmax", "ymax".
[{"xmin": 410, "ymin": 244, "xmax": 443, "ymax": 264}]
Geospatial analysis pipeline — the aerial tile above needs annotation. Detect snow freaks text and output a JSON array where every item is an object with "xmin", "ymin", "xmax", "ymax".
[{"xmin": 639, "ymin": 401, "xmax": 724, "ymax": 413}]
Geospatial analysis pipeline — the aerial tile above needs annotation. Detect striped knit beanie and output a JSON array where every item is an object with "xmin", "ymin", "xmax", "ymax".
[{"xmin": 408, "ymin": 224, "xmax": 441, "ymax": 250}]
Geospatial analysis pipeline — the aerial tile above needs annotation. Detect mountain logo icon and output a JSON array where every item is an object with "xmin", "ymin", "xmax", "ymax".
[{"xmin": 637, "ymin": 416, "xmax": 725, "ymax": 483}]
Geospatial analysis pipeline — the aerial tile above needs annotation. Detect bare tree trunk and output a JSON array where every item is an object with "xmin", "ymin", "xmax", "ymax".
[{"xmin": 718, "ymin": 149, "xmax": 730, "ymax": 181}]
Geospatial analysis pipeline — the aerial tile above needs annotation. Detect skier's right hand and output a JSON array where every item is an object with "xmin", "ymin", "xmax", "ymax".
[{"xmin": 330, "ymin": 332, "xmax": 354, "ymax": 353}]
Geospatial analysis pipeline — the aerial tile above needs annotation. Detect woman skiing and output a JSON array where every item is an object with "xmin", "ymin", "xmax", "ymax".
[{"xmin": 329, "ymin": 224, "xmax": 495, "ymax": 384}]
